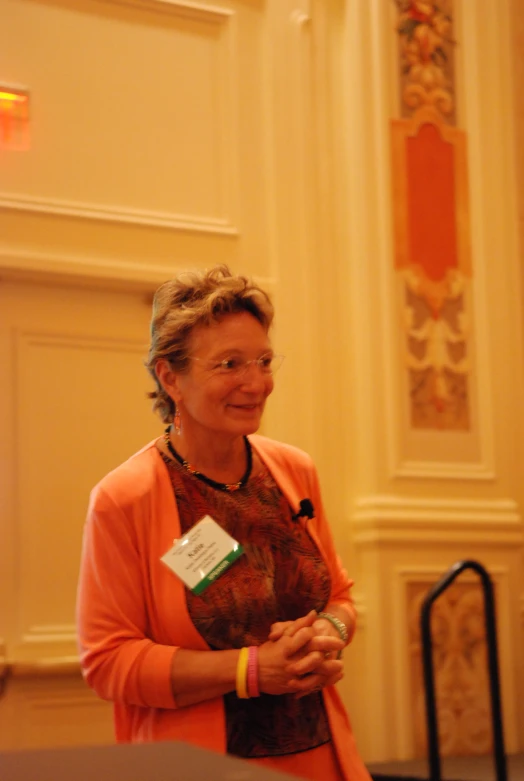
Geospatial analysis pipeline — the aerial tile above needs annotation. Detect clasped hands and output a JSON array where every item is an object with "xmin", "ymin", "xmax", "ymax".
[{"xmin": 257, "ymin": 610, "xmax": 345, "ymax": 699}]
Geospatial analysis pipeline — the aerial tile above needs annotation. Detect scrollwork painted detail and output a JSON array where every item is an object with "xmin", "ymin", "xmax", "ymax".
[
  {"xmin": 394, "ymin": 1, "xmax": 456, "ymax": 124},
  {"xmin": 403, "ymin": 268, "xmax": 469, "ymax": 429}
]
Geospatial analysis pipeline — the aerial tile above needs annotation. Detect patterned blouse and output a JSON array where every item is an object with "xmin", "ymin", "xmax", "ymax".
[{"xmin": 161, "ymin": 449, "xmax": 333, "ymax": 758}]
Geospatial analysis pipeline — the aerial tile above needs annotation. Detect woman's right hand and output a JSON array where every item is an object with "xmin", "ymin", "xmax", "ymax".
[{"xmin": 257, "ymin": 626, "xmax": 344, "ymax": 697}]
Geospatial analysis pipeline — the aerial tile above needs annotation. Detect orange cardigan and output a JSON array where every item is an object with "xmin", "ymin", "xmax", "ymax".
[{"xmin": 77, "ymin": 435, "xmax": 371, "ymax": 781}]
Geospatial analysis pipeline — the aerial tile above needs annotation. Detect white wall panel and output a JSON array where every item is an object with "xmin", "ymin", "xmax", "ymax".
[
  {"xmin": 3, "ymin": 0, "xmax": 239, "ymax": 229},
  {"xmin": 14, "ymin": 331, "xmax": 157, "ymax": 659}
]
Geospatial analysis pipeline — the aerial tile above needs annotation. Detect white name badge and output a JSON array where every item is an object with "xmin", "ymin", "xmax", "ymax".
[{"xmin": 161, "ymin": 515, "xmax": 243, "ymax": 595}]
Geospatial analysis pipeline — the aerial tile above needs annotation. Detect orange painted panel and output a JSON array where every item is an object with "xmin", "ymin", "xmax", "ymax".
[{"xmin": 406, "ymin": 123, "xmax": 458, "ymax": 282}]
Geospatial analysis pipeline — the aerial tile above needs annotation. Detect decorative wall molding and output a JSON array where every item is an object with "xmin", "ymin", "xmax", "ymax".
[
  {"xmin": 22, "ymin": 691, "xmax": 104, "ymax": 709},
  {"xmin": 353, "ymin": 495, "xmax": 522, "ymax": 545},
  {"xmin": 0, "ymin": 194, "xmax": 239, "ymax": 236},
  {"xmin": 11, "ymin": 657, "xmax": 82, "ymax": 679},
  {"xmin": 391, "ymin": 458, "xmax": 495, "ymax": 481},
  {"xmin": 22, "ymin": 625, "xmax": 77, "ymax": 646},
  {"xmin": 0, "ymin": 249, "xmax": 178, "ymax": 291},
  {"xmin": 19, "ymin": 331, "xmax": 148, "ymax": 354},
  {"xmin": 105, "ymin": 0, "xmax": 233, "ymax": 23},
  {"xmin": 0, "ymin": 250, "xmax": 276, "ymax": 297},
  {"xmin": 15, "ymin": 626, "xmax": 81, "ymax": 664}
]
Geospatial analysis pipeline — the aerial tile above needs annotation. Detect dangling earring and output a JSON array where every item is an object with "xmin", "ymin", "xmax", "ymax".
[{"xmin": 173, "ymin": 405, "xmax": 181, "ymax": 436}]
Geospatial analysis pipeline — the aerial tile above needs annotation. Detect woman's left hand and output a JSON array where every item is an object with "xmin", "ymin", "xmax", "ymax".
[
  {"xmin": 268, "ymin": 611, "xmax": 346, "ymax": 696},
  {"xmin": 269, "ymin": 612, "xmax": 343, "ymax": 656},
  {"xmin": 268, "ymin": 610, "xmax": 318, "ymax": 642}
]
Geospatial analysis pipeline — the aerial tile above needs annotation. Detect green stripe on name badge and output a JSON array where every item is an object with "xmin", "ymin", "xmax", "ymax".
[{"xmin": 191, "ymin": 545, "xmax": 244, "ymax": 595}]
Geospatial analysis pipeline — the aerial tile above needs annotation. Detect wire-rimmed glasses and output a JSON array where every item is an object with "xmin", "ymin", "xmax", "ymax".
[{"xmin": 192, "ymin": 353, "xmax": 285, "ymax": 378}]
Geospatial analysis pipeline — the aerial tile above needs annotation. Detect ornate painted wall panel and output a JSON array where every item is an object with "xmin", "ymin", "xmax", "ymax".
[{"xmin": 392, "ymin": 1, "xmax": 472, "ymax": 430}]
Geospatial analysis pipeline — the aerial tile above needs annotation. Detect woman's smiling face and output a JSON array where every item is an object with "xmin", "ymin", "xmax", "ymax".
[{"xmin": 172, "ymin": 311, "xmax": 275, "ymax": 440}]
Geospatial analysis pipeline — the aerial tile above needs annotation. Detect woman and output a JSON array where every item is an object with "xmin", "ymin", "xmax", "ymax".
[{"xmin": 77, "ymin": 266, "xmax": 371, "ymax": 781}]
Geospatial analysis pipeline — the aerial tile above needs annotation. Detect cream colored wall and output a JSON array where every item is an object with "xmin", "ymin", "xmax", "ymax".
[
  {"xmin": 1, "ymin": 0, "xmax": 523, "ymax": 764},
  {"xmin": 513, "ymin": 0, "xmax": 524, "ymax": 350},
  {"xmin": 0, "ymin": 0, "xmax": 330, "ymax": 751},
  {"xmin": 330, "ymin": 0, "xmax": 524, "ymax": 762}
]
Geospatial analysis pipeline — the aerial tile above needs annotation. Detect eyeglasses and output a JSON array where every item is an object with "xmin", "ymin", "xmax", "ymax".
[{"xmin": 192, "ymin": 353, "xmax": 285, "ymax": 377}]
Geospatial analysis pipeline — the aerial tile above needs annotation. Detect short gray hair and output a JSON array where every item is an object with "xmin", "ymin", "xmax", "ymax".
[{"xmin": 145, "ymin": 265, "xmax": 274, "ymax": 423}]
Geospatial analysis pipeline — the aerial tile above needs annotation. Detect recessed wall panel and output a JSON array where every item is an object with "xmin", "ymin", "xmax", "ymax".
[
  {"xmin": 14, "ymin": 331, "xmax": 159, "ymax": 651},
  {"xmin": 3, "ymin": 0, "xmax": 236, "ymax": 223}
]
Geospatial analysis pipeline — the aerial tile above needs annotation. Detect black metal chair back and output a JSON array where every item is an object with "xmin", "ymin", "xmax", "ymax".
[{"xmin": 420, "ymin": 559, "xmax": 507, "ymax": 781}]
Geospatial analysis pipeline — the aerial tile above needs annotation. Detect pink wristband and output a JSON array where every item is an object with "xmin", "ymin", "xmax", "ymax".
[{"xmin": 247, "ymin": 646, "xmax": 260, "ymax": 698}]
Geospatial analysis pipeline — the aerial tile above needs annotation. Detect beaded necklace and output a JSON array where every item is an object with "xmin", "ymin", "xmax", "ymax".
[{"xmin": 163, "ymin": 426, "xmax": 252, "ymax": 492}]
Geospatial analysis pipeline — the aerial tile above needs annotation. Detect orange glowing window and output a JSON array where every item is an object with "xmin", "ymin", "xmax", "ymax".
[{"xmin": 0, "ymin": 87, "xmax": 30, "ymax": 150}]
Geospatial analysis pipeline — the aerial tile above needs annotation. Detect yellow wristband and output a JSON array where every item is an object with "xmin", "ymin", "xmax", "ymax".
[{"xmin": 236, "ymin": 647, "xmax": 249, "ymax": 699}]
